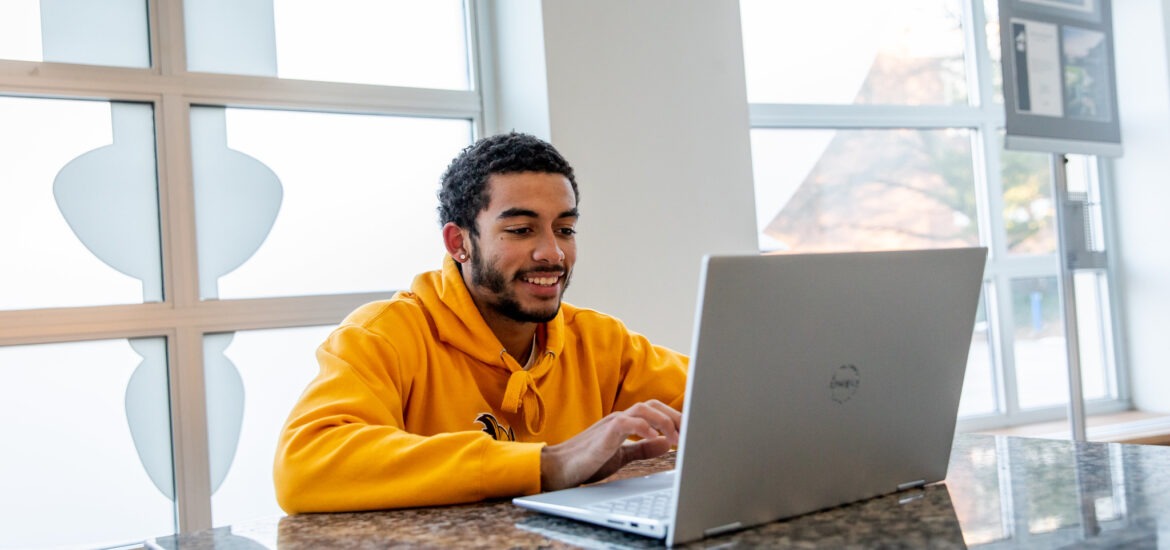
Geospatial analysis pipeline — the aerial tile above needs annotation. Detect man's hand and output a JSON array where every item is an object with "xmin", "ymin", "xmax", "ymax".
[{"xmin": 540, "ymin": 400, "xmax": 681, "ymax": 492}]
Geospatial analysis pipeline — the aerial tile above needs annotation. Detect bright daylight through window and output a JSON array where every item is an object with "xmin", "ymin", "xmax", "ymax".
[
  {"xmin": 0, "ymin": 1, "xmax": 479, "ymax": 548},
  {"xmin": 740, "ymin": 0, "xmax": 1122, "ymax": 426}
]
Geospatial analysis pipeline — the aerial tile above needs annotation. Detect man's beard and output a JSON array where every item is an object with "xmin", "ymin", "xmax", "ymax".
[{"xmin": 469, "ymin": 244, "xmax": 570, "ymax": 323}]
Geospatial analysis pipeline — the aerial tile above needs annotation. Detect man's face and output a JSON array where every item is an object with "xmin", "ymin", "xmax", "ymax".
[{"xmin": 463, "ymin": 172, "xmax": 578, "ymax": 325}]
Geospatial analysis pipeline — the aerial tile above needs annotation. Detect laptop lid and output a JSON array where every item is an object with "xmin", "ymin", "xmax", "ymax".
[
  {"xmin": 513, "ymin": 247, "xmax": 987, "ymax": 546},
  {"xmin": 666, "ymin": 247, "xmax": 986, "ymax": 545}
]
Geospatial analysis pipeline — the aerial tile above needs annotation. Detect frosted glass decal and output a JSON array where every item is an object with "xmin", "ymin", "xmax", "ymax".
[
  {"xmin": 0, "ymin": 97, "xmax": 159, "ymax": 311},
  {"xmin": 0, "ymin": 0, "xmax": 149, "ymax": 67},
  {"xmin": 124, "ymin": 338, "xmax": 174, "ymax": 499},
  {"xmin": 204, "ymin": 332, "xmax": 246, "ymax": 494},
  {"xmin": 191, "ymin": 106, "xmax": 471, "ymax": 299},
  {"xmin": 54, "ymin": 102, "xmax": 163, "ymax": 302},
  {"xmin": 40, "ymin": 0, "xmax": 149, "ymax": 68},
  {"xmin": 0, "ymin": 339, "xmax": 174, "ymax": 548},
  {"xmin": 184, "ymin": 0, "xmax": 278, "ymax": 76},
  {"xmin": 190, "ymin": 107, "xmax": 284, "ymax": 300},
  {"xmin": 208, "ymin": 326, "xmax": 332, "ymax": 527}
]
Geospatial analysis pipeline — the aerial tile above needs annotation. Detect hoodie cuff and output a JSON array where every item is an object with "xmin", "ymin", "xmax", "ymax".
[{"xmin": 481, "ymin": 440, "xmax": 545, "ymax": 498}]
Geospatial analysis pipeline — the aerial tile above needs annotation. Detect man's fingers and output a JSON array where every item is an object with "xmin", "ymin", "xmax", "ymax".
[
  {"xmin": 621, "ymin": 401, "xmax": 681, "ymax": 444},
  {"xmin": 586, "ymin": 439, "xmax": 674, "ymax": 485},
  {"xmin": 541, "ymin": 400, "xmax": 684, "ymax": 491},
  {"xmin": 605, "ymin": 413, "xmax": 662, "ymax": 443},
  {"xmin": 622, "ymin": 437, "xmax": 673, "ymax": 463}
]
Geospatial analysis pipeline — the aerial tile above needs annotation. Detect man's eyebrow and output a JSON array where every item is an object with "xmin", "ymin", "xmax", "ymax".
[
  {"xmin": 496, "ymin": 207, "xmax": 580, "ymax": 220},
  {"xmin": 497, "ymin": 207, "xmax": 539, "ymax": 220}
]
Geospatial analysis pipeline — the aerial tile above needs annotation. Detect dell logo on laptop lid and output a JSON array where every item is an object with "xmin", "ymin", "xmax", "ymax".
[{"xmin": 830, "ymin": 364, "xmax": 861, "ymax": 403}]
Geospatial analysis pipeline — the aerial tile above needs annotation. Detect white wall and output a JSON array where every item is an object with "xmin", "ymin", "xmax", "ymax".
[
  {"xmin": 487, "ymin": 0, "xmax": 759, "ymax": 352},
  {"xmin": 1112, "ymin": 0, "xmax": 1170, "ymax": 413}
]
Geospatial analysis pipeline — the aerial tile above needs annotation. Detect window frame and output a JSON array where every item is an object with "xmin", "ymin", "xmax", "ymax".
[
  {"xmin": 0, "ymin": 0, "xmax": 490, "ymax": 536},
  {"xmin": 742, "ymin": 0, "xmax": 1129, "ymax": 433}
]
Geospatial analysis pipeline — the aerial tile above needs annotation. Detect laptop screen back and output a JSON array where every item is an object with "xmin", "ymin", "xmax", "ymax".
[{"xmin": 667, "ymin": 247, "xmax": 986, "ymax": 545}]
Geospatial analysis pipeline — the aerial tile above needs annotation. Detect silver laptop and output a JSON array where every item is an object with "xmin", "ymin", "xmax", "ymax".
[{"xmin": 513, "ymin": 247, "xmax": 987, "ymax": 546}]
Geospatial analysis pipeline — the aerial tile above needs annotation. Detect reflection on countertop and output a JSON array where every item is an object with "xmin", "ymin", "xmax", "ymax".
[{"xmin": 150, "ymin": 434, "xmax": 1170, "ymax": 548}]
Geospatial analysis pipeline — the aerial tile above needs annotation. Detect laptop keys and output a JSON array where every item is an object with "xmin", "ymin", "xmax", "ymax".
[{"xmin": 587, "ymin": 489, "xmax": 674, "ymax": 520}]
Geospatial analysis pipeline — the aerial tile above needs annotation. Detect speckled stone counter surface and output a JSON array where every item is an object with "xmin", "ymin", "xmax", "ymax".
[{"xmin": 151, "ymin": 434, "xmax": 1170, "ymax": 548}]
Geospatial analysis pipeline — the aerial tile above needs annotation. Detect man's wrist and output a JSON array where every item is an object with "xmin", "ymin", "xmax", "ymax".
[{"xmin": 539, "ymin": 445, "xmax": 555, "ymax": 491}]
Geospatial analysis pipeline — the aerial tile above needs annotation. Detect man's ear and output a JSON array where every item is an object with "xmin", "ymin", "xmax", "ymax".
[{"xmin": 442, "ymin": 222, "xmax": 470, "ymax": 263}]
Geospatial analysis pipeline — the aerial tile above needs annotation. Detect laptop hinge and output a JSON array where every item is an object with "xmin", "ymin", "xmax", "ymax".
[
  {"xmin": 703, "ymin": 521, "xmax": 744, "ymax": 537},
  {"xmin": 897, "ymin": 479, "xmax": 926, "ymax": 491}
]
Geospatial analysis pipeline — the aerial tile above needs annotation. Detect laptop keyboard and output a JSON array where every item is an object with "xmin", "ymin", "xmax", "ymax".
[{"xmin": 587, "ymin": 489, "xmax": 675, "ymax": 519}]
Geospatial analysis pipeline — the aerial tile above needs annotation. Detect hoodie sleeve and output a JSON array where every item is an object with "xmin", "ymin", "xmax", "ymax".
[{"xmin": 273, "ymin": 323, "xmax": 543, "ymax": 514}]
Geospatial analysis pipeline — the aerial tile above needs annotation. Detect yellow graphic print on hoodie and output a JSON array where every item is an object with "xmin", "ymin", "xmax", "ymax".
[{"xmin": 274, "ymin": 255, "xmax": 688, "ymax": 513}]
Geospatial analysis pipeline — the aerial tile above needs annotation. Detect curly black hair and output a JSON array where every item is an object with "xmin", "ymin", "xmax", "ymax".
[{"xmin": 437, "ymin": 132, "xmax": 578, "ymax": 235}]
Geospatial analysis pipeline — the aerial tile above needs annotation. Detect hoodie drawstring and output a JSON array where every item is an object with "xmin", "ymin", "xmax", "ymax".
[{"xmin": 501, "ymin": 370, "xmax": 546, "ymax": 435}]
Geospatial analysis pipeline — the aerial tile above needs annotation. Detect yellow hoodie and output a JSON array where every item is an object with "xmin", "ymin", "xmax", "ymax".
[{"xmin": 274, "ymin": 256, "xmax": 688, "ymax": 513}]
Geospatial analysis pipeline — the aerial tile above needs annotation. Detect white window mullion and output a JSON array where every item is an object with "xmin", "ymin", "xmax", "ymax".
[
  {"xmin": 978, "ymin": 127, "xmax": 1010, "ymax": 259},
  {"xmin": 179, "ymin": 78, "xmax": 483, "ymax": 119},
  {"xmin": 984, "ymin": 280, "xmax": 1009, "ymax": 417},
  {"xmin": 468, "ymin": 0, "xmax": 493, "ymax": 138},
  {"xmin": 749, "ymin": 103, "xmax": 988, "ymax": 129},
  {"xmin": 1098, "ymin": 160, "xmax": 1131, "ymax": 405},
  {"xmin": 0, "ymin": 66, "xmax": 483, "ymax": 120},
  {"xmin": 976, "ymin": 120, "xmax": 1015, "ymax": 424},
  {"xmin": 965, "ymin": 0, "xmax": 1007, "ymax": 255},
  {"xmin": 0, "ymin": 295, "xmax": 382, "ymax": 346},
  {"xmin": 965, "ymin": 0, "xmax": 999, "ymax": 114},
  {"xmin": 157, "ymin": 85, "xmax": 211, "ymax": 533},
  {"xmin": 970, "ymin": 125, "xmax": 996, "ymax": 252},
  {"xmin": 151, "ymin": 0, "xmax": 188, "ymax": 78},
  {"xmin": 169, "ymin": 326, "xmax": 212, "ymax": 533},
  {"xmin": 994, "ymin": 271, "xmax": 1022, "ymax": 419},
  {"xmin": 157, "ymin": 94, "xmax": 197, "ymax": 309}
]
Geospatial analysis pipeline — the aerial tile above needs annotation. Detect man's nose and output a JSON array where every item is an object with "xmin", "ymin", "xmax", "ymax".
[{"xmin": 533, "ymin": 232, "xmax": 565, "ymax": 263}]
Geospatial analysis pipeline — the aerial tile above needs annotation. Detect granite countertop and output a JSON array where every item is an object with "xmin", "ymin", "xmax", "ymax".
[{"xmin": 151, "ymin": 433, "xmax": 1170, "ymax": 548}]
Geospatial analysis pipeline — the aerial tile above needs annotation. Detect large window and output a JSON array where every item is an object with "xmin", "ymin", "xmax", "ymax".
[
  {"xmin": 740, "ymin": 0, "xmax": 1125, "ymax": 429},
  {"xmin": 0, "ymin": 1, "xmax": 483, "ymax": 547}
]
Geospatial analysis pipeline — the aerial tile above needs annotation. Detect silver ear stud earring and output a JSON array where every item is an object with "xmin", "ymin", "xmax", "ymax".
[{"xmin": 459, "ymin": 253, "xmax": 467, "ymax": 261}]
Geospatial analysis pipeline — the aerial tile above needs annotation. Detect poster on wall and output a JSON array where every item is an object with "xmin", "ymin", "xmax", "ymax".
[{"xmin": 999, "ymin": 0, "xmax": 1122, "ymax": 156}]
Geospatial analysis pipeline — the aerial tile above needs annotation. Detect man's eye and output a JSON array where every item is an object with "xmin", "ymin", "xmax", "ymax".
[
  {"xmin": 557, "ymin": 227, "xmax": 577, "ymax": 236},
  {"xmin": 505, "ymin": 228, "xmax": 532, "ymax": 235}
]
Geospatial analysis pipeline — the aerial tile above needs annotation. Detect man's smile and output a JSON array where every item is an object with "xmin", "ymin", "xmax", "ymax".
[
  {"xmin": 517, "ymin": 269, "xmax": 566, "ymax": 298},
  {"xmin": 521, "ymin": 274, "xmax": 562, "ymax": 287}
]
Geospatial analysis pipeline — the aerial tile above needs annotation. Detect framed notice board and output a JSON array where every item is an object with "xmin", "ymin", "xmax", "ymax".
[{"xmin": 999, "ymin": 0, "xmax": 1122, "ymax": 156}]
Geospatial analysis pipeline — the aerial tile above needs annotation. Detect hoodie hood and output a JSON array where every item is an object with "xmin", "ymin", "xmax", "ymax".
[{"xmin": 409, "ymin": 254, "xmax": 565, "ymax": 434}]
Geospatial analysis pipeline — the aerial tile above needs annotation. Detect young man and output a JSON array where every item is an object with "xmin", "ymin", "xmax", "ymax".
[{"xmin": 274, "ymin": 132, "xmax": 688, "ymax": 513}]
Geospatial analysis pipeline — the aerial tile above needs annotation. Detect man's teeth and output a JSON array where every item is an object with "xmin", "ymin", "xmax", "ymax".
[{"xmin": 524, "ymin": 276, "xmax": 558, "ymax": 286}]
